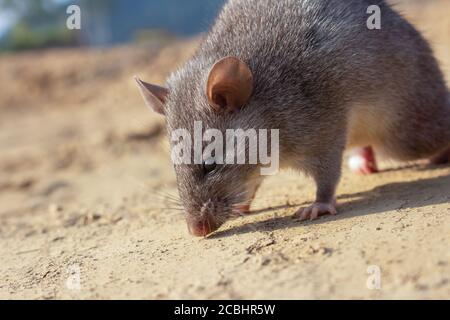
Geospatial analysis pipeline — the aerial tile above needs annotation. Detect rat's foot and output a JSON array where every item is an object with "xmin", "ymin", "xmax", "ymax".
[
  {"xmin": 348, "ymin": 146, "xmax": 378, "ymax": 175},
  {"xmin": 293, "ymin": 202, "xmax": 337, "ymax": 221},
  {"xmin": 237, "ymin": 204, "xmax": 251, "ymax": 214},
  {"xmin": 235, "ymin": 184, "xmax": 261, "ymax": 214},
  {"xmin": 429, "ymin": 147, "xmax": 450, "ymax": 165}
]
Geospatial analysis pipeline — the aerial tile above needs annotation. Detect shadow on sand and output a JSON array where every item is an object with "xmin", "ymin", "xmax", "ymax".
[{"xmin": 210, "ymin": 164, "xmax": 450, "ymax": 239}]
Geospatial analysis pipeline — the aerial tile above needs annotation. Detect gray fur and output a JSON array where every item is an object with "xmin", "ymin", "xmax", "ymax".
[{"xmin": 162, "ymin": 0, "xmax": 450, "ymax": 231}]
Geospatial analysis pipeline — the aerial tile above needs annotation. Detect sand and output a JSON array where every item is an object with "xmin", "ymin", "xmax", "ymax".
[{"xmin": 0, "ymin": 0, "xmax": 449, "ymax": 299}]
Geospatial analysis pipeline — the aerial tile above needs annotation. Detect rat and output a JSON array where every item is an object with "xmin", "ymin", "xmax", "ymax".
[{"xmin": 135, "ymin": 0, "xmax": 450, "ymax": 237}]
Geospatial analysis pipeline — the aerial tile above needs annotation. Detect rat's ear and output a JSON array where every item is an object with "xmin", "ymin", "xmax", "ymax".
[
  {"xmin": 134, "ymin": 76, "xmax": 168, "ymax": 115},
  {"xmin": 206, "ymin": 56, "xmax": 253, "ymax": 113}
]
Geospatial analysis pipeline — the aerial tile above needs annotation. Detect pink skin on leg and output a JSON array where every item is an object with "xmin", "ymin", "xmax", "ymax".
[
  {"xmin": 237, "ymin": 203, "xmax": 251, "ymax": 214},
  {"xmin": 236, "ymin": 184, "xmax": 260, "ymax": 214},
  {"xmin": 348, "ymin": 146, "xmax": 378, "ymax": 175}
]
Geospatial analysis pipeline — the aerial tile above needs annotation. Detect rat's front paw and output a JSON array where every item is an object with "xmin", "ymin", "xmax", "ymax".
[
  {"xmin": 293, "ymin": 202, "xmax": 337, "ymax": 221},
  {"xmin": 236, "ymin": 204, "xmax": 251, "ymax": 214}
]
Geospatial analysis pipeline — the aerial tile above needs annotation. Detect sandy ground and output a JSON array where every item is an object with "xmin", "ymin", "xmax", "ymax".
[{"xmin": 1, "ymin": 0, "xmax": 449, "ymax": 299}]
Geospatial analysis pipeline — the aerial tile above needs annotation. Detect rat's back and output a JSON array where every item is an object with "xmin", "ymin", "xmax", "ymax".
[
  {"xmin": 198, "ymin": 0, "xmax": 450, "ymax": 160},
  {"xmin": 200, "ymin": 0, "xmax": 385, "ymax": 97}
]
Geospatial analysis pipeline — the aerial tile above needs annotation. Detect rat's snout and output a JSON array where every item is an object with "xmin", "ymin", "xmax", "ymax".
[
  {"xmin": 185, "ymin": 200, "xmax": 222, "ymax": 237},
  {"xmin": 186, "ymin": 214, "xmax": 218, "ymax": 237}
]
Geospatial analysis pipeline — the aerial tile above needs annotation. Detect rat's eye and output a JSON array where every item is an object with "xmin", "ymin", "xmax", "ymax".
[{"xmin": 202, "ymin": 157, "xmax": 217, "ymax": 174}]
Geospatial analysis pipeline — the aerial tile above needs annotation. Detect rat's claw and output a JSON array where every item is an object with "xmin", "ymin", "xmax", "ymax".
[{"xmin": 293, "ymin": 202, "xmax": 337, "ymax": 221}]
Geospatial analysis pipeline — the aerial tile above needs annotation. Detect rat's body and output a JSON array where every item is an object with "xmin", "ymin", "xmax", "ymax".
[{"xmin": 136, "ymin": 0, "xmax": 450, "ymax": 236}]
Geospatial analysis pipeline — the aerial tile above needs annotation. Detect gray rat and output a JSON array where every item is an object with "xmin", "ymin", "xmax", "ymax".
[{"xmin": 135, "ymin": 0, "xmax": 450, "ymax": 237}]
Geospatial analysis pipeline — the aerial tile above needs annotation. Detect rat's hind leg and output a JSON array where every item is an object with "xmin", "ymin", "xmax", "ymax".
[
  {"xmin": 373, "ymin": 83, "xmax": 450, "ymax": 164},
  {"xmin": 376, "ymin": 111, "xmax": 450, "ymax": 165},
  {"xmin": 347, "ymin": 146, "xmax": 379, "ymax": 175},
  {"xmin": 429, "ymin": 146, "xmax": 450, "ymax": 165}
]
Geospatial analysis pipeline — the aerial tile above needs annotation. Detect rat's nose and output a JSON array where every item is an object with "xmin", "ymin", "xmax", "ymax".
[{"xmin": 187, "ymin": 215, "xmax": 217, "ymax": 237}]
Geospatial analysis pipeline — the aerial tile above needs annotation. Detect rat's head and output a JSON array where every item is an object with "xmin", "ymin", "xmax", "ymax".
[{"xmin": 136, "ymin": 56, "xmax": 264, "ymax": 237}]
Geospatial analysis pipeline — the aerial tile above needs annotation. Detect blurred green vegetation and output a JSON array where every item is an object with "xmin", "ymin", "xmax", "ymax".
[
  {"xmin": 0, "ymin": 0, "xmax": 225, "ymax": 51},
  {"xmin": 0, "ymin": 0, "xmax": 78, "ymax": 52},
  {"xmin": 2, "ymin": 22, "xmax": 77, "ymax": 52},
  {"xmin": 133, "ymin": 29, "xmax": 176, "ymax": 46}
]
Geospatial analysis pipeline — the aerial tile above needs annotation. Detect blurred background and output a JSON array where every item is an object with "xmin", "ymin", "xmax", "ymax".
[{"xmin": 0, "ymin": 0, "xmax": 225, "ymax": 51}]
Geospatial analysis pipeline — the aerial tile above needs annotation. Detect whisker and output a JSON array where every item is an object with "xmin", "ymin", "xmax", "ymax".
[
  {"xmin": 154, "ymin": 190, "xmax": 181, "ymax": 202},
  {"xmin": 144, "ymin": 208, "xmax": 185, "ymax": 212},
  {"xmin": 123, "ymin": 175, "xmax": 186, "ymax": 212}
]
